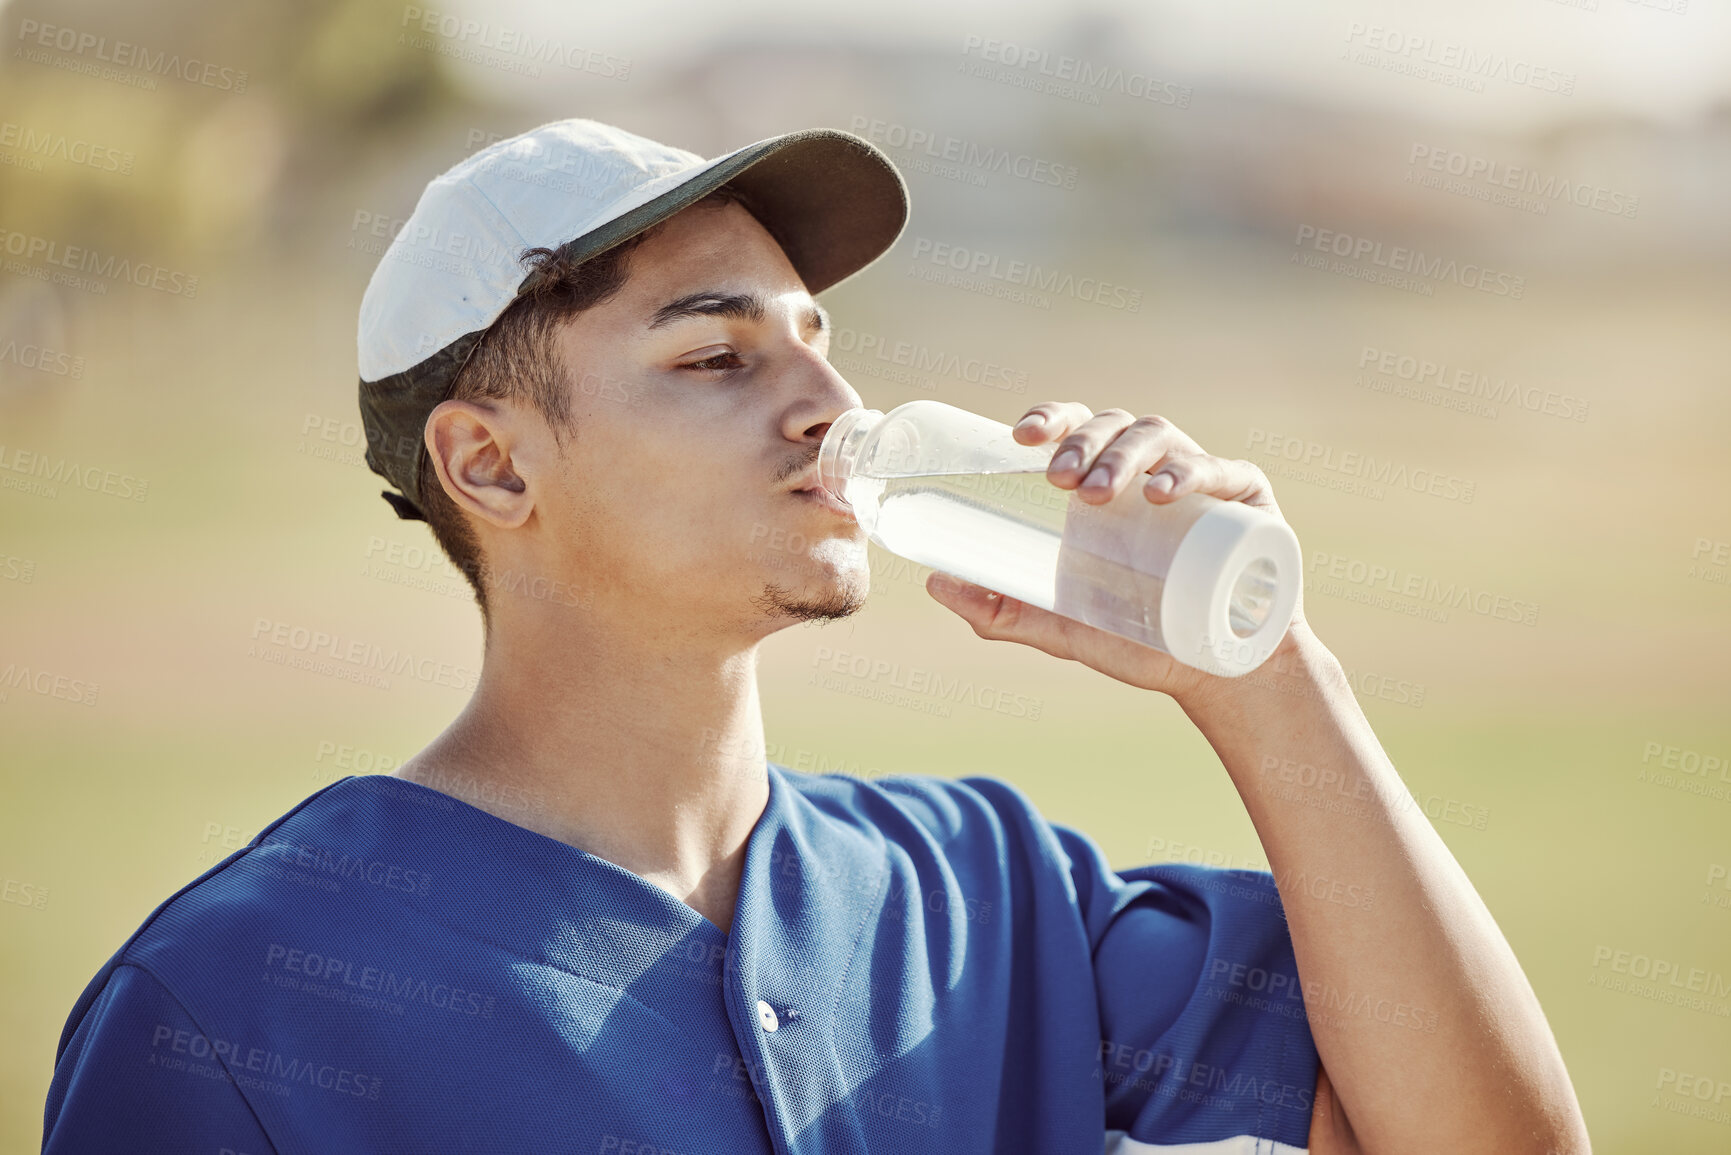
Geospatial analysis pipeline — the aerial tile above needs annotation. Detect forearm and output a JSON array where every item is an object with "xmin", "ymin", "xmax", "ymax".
[{"xmin": 1176, "ymin": 622, "xmax": 1588, "ymax": 1154}]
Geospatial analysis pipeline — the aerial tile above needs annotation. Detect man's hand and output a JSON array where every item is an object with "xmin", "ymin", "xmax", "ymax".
[{"xmin": 924, "ymin": 401, "xmax": 1308, "ymax": 697}]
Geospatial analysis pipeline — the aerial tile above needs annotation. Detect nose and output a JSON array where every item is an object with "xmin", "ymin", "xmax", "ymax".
[{"xmin": 783, "ymin": 344, "xmax": 865, "ymax": 446}]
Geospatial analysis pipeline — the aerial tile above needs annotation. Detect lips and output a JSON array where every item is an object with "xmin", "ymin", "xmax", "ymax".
[{"xmin": 792, "ymin": 483, "xmax": 855, "ymax": 519}]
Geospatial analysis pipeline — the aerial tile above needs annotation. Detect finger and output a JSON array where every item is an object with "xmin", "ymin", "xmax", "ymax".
[
  {"xmin": 1011, "ymin": 401, "xmax": 1093, "ymax": 445},
  {"xmin": 927, "ymin": 570, "xmax": 1186, "ymax": 690},
  {"xmin": 1143, "ymin": 453, "xmax": 1279, "ymax": 512},
  {"xmin": 927, "ymin": 572, "xmax": 1077, "ymax": 660},
  {"xmin": 1044, "ymin": 408, "xmax": 1139, "ymax": 490},
  {"xmin": 1070, "ymin": 414, "xmax": 1202, "ymax": 505}
]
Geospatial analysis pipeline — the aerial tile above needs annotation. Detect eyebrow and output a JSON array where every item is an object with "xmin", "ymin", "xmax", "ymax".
[{"xmin": 646, "ymin": 290, "xmax": 828, "ymax": 336}]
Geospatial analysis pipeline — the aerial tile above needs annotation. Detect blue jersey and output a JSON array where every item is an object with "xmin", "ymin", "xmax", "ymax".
[{"xmin": 43, "ymin": 767, "xmax": 1317, "ymax": 1153}]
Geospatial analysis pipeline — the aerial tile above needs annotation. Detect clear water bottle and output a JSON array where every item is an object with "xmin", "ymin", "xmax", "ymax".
[{"xmin": 817, "ymin": 399, "xmax": 1302, "ymax": 677}]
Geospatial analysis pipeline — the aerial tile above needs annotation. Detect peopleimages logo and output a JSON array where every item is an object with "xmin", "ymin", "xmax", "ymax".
[
  {"xmin": 0, "ymin": 337, "xmax": 84, "ymax": 378},
  {"xmin": 398, "ymin": 7, "xmax": 630, "ymax": 80},
  {"xmin": 1292, "ymin": 225, "xmax": 1525, "ymax": 300},
  {"xmin": 0, "ymin": 228, "xmax": 199, "ymax": 298},
  {"xmin": 810, "ymin": 645, "xmax": 1044, "ymax": 720},
  {"xmin": 909, "ymin": 237, "xmax": 1143, "ymax": 312},
  {"xmin": 847, "ymin": 116, "xmax": 1078, "ymax": 190},
  {"xmin": 1407, "ymin": 144, "xmax": 1638, "ymax": 220},
  {"xmin": 1246, "ymin": 429, "xmax": 1478, "ymax": 505},
  {"xmin": 0, "ymin": 660, "xmax": 100, "ymax": 707},
  {"xmin": 15, "ymin": 19, "xmax": 250, "ymax": 92},
  {"xmin": 1342, "ymin": 22, "xmax": 1575, "ymax": 97},
  {"xmin": 1653, "ymin": 1067, "xmax": 1731, "ymax": 1129},
  {"xmin": 1357, "ymin": 346, "xmax": 1589, "ymax": 423},
  {"xmin": 263, "ymin": 944, "xmax": 497, "ymax": 1018},
  {"xmin": 148, "ymin": 1025, "xmax": 382, "ymax": 1100},
  {"xmin": 1590, "ymin": 946, "xmax": 1731, "ymax": 1002},
  {"xmin": 959, "ymin": 35, "xmax": 1192, "ymax": 108},
  {"xmin": 247, "ymin": 618, "xmax": 480, "ymax": 692},
  {"xmin": 829, "ymin": 326, "xmax": 1029, "ymax": 394},
  {"xmin": 0, "ymin": 442, "xmax": 149, "ymax": 503},
  {"xmin": 1308, "ymin": 550, "xmax": 1539, "ymax": 628},
  {"xmin": 0, "ymin": 121, "xmax": 134, "ymax": 175}
]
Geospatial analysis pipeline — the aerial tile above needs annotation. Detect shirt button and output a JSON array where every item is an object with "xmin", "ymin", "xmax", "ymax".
[{"xmin": 756, "ymin": 999, "xmax": 779, "ymax": 1033}]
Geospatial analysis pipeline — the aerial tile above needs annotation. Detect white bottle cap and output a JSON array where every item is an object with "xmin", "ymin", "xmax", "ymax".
[{"xmin": 1161, "ymin": 501, "xmax": 1303, "ymax": 677}]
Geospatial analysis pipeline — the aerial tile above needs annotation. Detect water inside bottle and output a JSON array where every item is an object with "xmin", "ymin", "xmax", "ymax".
[
  {"xmin": 849, "ymin": 471, "xmax": 1070, "ymax": 610},
  {"xmin": 846, "ymin": 469, "xmax": 1282, "ymax": 656},
  {"xmin": 848, "ymin": 468, "xmax": 1186, "ymax": 649}
]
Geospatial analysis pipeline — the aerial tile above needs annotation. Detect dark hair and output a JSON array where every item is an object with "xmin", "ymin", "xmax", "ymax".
[{"xmin": 417, "ymin": 185, "xmax": 757, "ymax": 630}]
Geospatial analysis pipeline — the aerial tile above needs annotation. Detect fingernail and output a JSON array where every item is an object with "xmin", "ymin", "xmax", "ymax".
[
  {"xmin": 1146, "ymin": 472, "xmax": 1175, "ymax": 495},
  {"xmin": 1015, "ymin": 413, "xmax": 1047, "ymax": 430},
  {"xmin": 1082, "ymin": 465, "xmax": 1111, "ymax": 488},
  {"xmin": 1051, "ymin": 448, "xmax": 1082, "ymax": 472}
]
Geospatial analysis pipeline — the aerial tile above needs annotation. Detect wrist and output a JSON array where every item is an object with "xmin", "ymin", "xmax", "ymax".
[{"xmin": 1174, "ymin": 618, "xmax": 1342, "ymax": 718}]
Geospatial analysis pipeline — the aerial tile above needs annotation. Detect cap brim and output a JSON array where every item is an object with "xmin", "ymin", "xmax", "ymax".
[
  {"xmin": 359, "ymin": 127, "xmax": 908, "ymax": 521},
  {"xmin": 525, "ymin": 127, "xmax": 909, "ymax": 297}
]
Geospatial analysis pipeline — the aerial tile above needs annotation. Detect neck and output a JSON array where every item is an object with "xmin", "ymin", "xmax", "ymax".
[{"xmin": 395, "ymin": 602, "xmax": 772, "ymax": 935}]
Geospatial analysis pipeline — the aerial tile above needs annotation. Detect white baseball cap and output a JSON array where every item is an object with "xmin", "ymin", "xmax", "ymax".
[{"xmin": 356, "ymin": 118, "xmax": 908, "ymax": 520}]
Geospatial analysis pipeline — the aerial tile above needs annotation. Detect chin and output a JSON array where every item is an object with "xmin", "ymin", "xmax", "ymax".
[
  {"xmin": 756, "ymin": 587, "xmax": 868, "ymax": 625},
  {"xmin": 752, "ymin": 564, "xmax": 869, "ymax": 625}
]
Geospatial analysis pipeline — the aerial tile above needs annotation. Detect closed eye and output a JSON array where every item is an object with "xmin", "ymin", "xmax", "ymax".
[{"xmin": 682, "ymin": 352, "xmax": 743, "ymax": 372}]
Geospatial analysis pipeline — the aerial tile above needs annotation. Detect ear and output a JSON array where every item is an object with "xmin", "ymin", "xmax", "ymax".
[{"xmin": 424, "ymin": 399, "xmax": 535, "ymax": 529}]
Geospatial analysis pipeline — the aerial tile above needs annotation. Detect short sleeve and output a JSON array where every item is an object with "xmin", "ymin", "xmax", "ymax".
[
  {"xmin": 43, "ymin": 963, "xmax": 278, "ymax": 1155},
  {"xmin": 1053, "ymin": 823, "xmax": 1319, "ymax": 1152}
]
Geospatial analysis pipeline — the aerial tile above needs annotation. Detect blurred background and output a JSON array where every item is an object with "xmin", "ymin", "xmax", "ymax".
[{"xmin": 2, "ymin": 0, "xmax": 1727, "ymax": 1148}]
